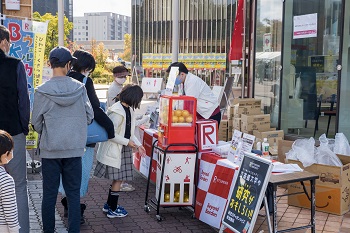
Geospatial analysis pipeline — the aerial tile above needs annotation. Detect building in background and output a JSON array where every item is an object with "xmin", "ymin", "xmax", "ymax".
[
  {"xmin": 33, "ymin": 0, "xmax": 73, "ymax": 40},
  {"xmin": 73, "ymin": 12, "xmax": 131, "ymax": 41},
  {"xmin": 76, "ymin": 40, "xmax": 124, "ymax": 57},
  {"xmin": 132, "ymin": 0, "xmax": 350, "ymax": 140},
  {"xmin": 131, "ymin": 0, "xmax": 237, "ymax": 86}
]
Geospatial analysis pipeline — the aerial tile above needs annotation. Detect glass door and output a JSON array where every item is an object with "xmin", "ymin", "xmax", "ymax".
[{"xmin": 280, "ymin": 0, "xmax": 342, "ymax": 138}]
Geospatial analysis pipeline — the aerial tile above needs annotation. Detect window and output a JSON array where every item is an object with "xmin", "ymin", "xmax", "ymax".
[{"xmin": 86, "ymin": 32, "xmax": 88, "ymax": 36}]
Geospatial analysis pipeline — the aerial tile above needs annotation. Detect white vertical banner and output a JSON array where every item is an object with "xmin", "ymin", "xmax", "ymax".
[
  {"xmin": 293, "ymin": 13, "xmax": 318, "ymax": 39},
  {"xmin": 5, "ymin": 0, "xmax": 20, "ymax": 10}
]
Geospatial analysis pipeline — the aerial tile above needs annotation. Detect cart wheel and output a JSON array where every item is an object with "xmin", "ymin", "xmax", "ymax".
[
  {"xmin": 156, "ymin": 215, "xmax": 163, "ymax": 222},
  {"xmin": 144, "ymin": 205, "xmax": 150, "ymax": 213}
]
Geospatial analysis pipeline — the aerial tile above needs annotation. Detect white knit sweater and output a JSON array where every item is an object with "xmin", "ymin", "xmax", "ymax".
[{"xmin": 0, "ymin": 166, "xmax": 20, "ymax": 233}]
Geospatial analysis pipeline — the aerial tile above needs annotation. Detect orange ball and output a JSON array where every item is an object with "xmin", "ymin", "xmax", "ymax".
[
  {"xmin": 178, "ymin": 116, "xmax": 185, "ymax": 123},
  {"xmin": 174, "ymin": 110, "xmax": 182, "ymax": 117},
  {"xmin": 174, "ymin": 190, "xmax": 180, "ymax": 198},
  {"xmin": 172, "ymin": 115, "xmax": 178, "ymax": 123},
  {"xmin": 182, "ymin": 110, "xmax": 190, "ymax": 117},
  {"xmin": 185, "ymin": 115, "xmax": 193, "ymax": 123}
]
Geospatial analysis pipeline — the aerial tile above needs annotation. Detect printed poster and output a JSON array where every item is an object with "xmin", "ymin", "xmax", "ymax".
[{"xmin": 293, "ymin": 13, "xmax": 317, "ymax": 39}]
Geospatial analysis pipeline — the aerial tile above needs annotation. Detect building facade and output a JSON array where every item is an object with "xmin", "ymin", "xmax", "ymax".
[
  {"xmin": 132, "ymin": 0, "xmax": 237, "ymax": 85},
  {"xmin": 73, "ymin": 12, "xmax": 131, "ymax": 41},
  {"xmin": 132, "ymin": 0, "xmax": 350, "ymax": 140}
]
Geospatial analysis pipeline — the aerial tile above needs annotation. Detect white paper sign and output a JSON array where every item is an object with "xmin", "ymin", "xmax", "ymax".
[
  {"xmin": 293, "ymin": 13, "xmax": 317, "ymax": 39},
  {"xmin": 5, "ymin": 0, "xmax": 20, "ymax": 10},
  {"xmin": 235, "ymin": 133, "xmax": 255, "ymax": 166},
  {"xmin": 227, "ymin": 130, "xmax": 243, "ymax": 163},
  {"xmin": 141, "ymin": 77, "xmax": 163, "ymax": 93},
  {"xmin": 166, "ymin": 67, "xmax": 179, "ymax": 91}
]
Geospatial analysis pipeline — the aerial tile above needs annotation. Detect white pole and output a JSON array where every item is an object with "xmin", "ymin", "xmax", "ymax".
[
  {"xmin": 241, "ymin": 0, "xmax": 246, "ymax": 98},
  {"xmin": 58, "ymin": 0, "xmax": 64, "ymax": 46},
  {"xmin": 171, "ymin": 0, "xmax": 179, "ymax": 62}
]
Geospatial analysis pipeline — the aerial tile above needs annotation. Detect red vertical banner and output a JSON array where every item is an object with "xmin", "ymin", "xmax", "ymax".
[{"xmin": 229, "ymin": 0, "xmax": 244, "ymax": 61}]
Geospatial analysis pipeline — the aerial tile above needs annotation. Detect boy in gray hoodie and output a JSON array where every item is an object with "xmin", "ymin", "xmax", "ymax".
[{"xmin": 32, "ymin": 46, "xmax": 93, "ymax": 233}]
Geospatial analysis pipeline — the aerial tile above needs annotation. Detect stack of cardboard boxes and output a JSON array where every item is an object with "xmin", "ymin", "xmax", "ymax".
[{"xmin": 220, "ymin": 98, "xmax": 284, "ymax": 155}]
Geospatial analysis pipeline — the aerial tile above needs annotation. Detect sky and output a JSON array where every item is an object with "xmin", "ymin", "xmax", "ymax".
[{"xmin": 73, "ymin": 0, "xmax": 131, "ymax": 17}]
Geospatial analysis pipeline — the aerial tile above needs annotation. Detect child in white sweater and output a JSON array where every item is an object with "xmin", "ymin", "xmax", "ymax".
[{"xmin": 0, "ymin": 130, "xmax": 20, "ymax": 233}]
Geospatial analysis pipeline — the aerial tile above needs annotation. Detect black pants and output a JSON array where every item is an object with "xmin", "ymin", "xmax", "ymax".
[{"xmin": 209, "ymin": 110, "xmax": 222, "ymax": 127}]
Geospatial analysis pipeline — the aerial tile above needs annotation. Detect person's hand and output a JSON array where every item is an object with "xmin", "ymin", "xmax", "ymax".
[
  {"xmin": 128, "ymin": 140, "xmax": 137, "ymax": 149},
  {"xmin": 138, "ymin": 146, "xmax": 146, "ymax": 157}
]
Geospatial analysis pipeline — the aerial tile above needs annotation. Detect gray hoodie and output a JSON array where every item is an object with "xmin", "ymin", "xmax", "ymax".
[{"xmin": 32, "ymin": 76, "xmax": 94, "ymax": 159}]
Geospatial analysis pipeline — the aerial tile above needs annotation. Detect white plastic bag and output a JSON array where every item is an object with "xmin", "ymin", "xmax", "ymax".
[
  {"xmin": 334, "ymin": 133, "xmax": 350, "ymax": 155},
  {"xmin": 316, "ymin": 134, "xmax": 342, "ymax": 167},
  {"xmin": 286, "ymin": 138, "xmax": 317, "ymax": 167}
]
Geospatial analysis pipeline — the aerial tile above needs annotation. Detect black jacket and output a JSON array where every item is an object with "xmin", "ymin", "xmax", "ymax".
[
  {"xmin": 68, "ymin": 71, "xmax": 115, "ymax": 143},
  {"xmin": 0, "ymin": 50, "xmax": 30, "ymax": 136}
]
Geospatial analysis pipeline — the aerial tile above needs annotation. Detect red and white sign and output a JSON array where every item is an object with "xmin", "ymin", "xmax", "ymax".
[
  {"xmin": 156, "ymin": 152, "xmax": 196, "ymax": 206},
  {"xmin": 195, "ymin": 153, "xmax": 238, "ymax": 229},
  {"xmin": 196, "ymin": 120, "xmax": 218, "ymax": 152},
  {"xmin": 293, "ymin": 13, "xmax": 317, "ymax": 39}
]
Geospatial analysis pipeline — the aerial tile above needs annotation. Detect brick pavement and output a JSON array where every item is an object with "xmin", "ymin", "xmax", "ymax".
[{"xmin": 28, "ymin": 169, "xmax": 216, "ymax": 233}]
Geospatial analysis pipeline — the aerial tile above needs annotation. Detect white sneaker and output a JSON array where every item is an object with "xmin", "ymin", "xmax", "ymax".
[{"xmin": 120, "ymin": 183, "xmax": 135, "ymax": 192}]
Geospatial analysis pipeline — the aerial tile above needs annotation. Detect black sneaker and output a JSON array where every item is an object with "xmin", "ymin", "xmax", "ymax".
[{"xmin": 80, "ymin": 203, "xmax": 86, "ymax": 225}]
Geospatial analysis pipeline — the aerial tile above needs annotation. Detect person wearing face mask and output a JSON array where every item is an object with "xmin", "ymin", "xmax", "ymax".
[
  {"xmin": 32, "ymin": 46, "xmax": 93, "ymax": 233},
  {"xmin": 107, "ymin": 65, "xmax": 129, "ymax": 108},
  {"xmin": 166, "ymin": 62, "xmax": 221, "ymax": 126},
  {"xmin": 0, "ymin": 25, "xmax": 30, "ymax": 233},
  {"xmin": 57, "ymin": 50, "xmax": 115, "ymax": 224}
]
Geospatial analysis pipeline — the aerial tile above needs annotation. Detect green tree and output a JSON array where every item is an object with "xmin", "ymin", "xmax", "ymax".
[
  {"xmin": 119, "ymin": 33, "xmax": 131, "ymax": 61},
  {"xmin": 90, "ymin": 40, "xmax": 109, "ymax": 68},
  {"xmin": 33, "ymin": 12, "xmax": 73, "ymax": 59}
]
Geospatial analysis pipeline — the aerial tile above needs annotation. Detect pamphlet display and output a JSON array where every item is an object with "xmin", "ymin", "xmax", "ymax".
[
  {"xmin": 227, "ymin": 130, "xmax": 243, "ymax": 163},
  {"xmin": 235, "ymin": 133, "xmax": 255, "ymax": 166}
]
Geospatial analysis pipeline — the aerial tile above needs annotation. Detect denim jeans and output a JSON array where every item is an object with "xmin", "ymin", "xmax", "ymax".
[
  {"xmin": 42, "ymin": 157, "xmax": 82, "ymax": 233},
  {"xmin": 5, "ymin": 133, "xmax": 30, "ymax": 233},
  {"xmin": 59, "ymin": 147, "xmax": 95, "ymax": 197}
]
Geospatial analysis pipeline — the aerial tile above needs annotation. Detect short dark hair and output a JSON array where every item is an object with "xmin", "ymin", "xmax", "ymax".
[
  {"xmin": 71, "ymin": 50, "xmax": 96, "ymax": 73},
  {"xmin": 0, "ymin": 130, "xmax": 13, "ymax": 157},
  {"xmin": 0, "ymin": 25, "xmax": 10, "ymax": 42},
  {"xmin": 113, "ymin": 66, "xmax": 129, "ymax": 74},
  {"xmin": 166, "ymin": 62, "xmax": 189, "ymax": 74},
  {"xmin": 118, "ymin": 84, "xmax": 144, "ymax": 110}
]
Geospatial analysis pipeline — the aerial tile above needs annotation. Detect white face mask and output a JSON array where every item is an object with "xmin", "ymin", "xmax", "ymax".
[{"xmin": 115, "ymin": 77, "xmax": 126, "ymax": 85}]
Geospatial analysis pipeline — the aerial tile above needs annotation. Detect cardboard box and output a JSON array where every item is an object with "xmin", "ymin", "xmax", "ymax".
[
  {"xmin": 241, "ymin": 114, "xmax": 270, "ymax": 124},
  {"xmin": 233, "ymin": 104, "xmax": 262, "ymax": 118},
  {"xmin": 254, "ymin": 129, "xmax": 284, "ymax": 150},
  {"xmin": 288, "ymin": 182, "xmax": 349, "ymax": 215},
  {"xmin": 233, "ymin": 118, "xmax": 241, "ymax": 131},
  {"xmin": 288, "ymin": 154, "xmax": 350, "ymax": 215},
  {"xmin": 253, "ymin": 129, "xmax": 284, "ymax": 140},
  {"xmin": 231, "ymin": 98, "xmax": 261, "ymax": 107},
  {"xmin": 241, "ymin": 121, "xmax": 271, "ymax": 134},
  {"xmin": 218, "ymin": 120, "xmax": 228, "ymax": 141},
  {"xmin": 277, "ymin": 140, "xmax": 294, "ymax": 163}
]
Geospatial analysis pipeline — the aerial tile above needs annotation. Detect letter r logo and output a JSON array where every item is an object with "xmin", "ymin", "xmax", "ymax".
[{"xmin": 202, "ymin": 124, "xmax": 215, "ymax": 145}]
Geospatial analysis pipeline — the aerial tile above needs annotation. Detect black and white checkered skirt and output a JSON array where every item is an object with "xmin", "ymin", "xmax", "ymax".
[{"xmin": 94, "ymin": 145, "xmax": 133, "ymax": 181}]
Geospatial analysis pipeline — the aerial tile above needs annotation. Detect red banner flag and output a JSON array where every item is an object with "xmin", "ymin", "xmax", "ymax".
[{"xmin": 229, "ymin": 0, "xmax": 244, "ymax": 61}]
